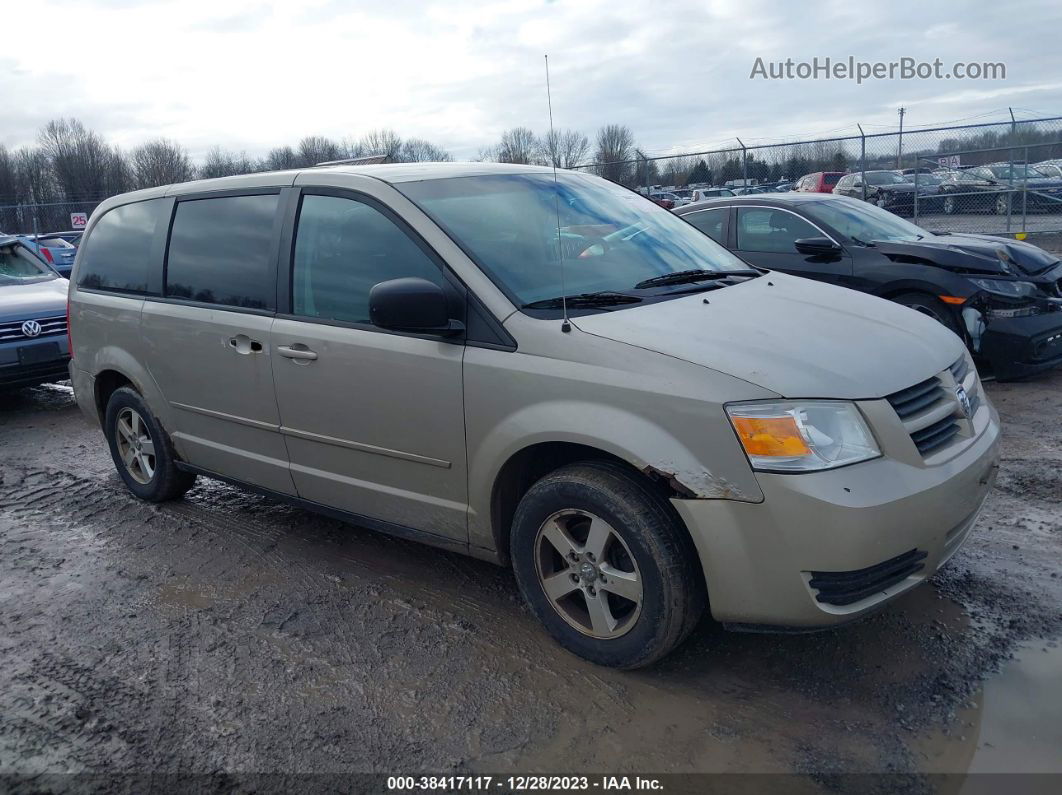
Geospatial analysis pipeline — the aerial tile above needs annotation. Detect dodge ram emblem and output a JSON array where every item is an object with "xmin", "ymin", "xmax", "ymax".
[
  {"xmin": 21, "ymin": 320, "xmax": 42, "ymax": 338},
  {"xmin": 955, "ymin": 385, "xmax": 973, "ymax": 419}
]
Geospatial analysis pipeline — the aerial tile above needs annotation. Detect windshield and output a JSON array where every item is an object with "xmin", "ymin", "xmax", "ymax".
[
  {"xmin": 0, "ymin": 244, "xmax": 56, "ymax": 285},
  {"xmin": 803, "ymin": 199, "xmax": 927, "ymax": 243},
  {"xmin": 865, "ymin": 172, "xmax": 907, "ymax": 185},
  {"xmin": 400, "ymin": 172, "xmax": 751, "ymax": 305}
]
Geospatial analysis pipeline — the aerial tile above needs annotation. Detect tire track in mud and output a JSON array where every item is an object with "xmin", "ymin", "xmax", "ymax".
[{"xmin": 2, "ymin": 371, "xmax": 1061, "ymax": 779}]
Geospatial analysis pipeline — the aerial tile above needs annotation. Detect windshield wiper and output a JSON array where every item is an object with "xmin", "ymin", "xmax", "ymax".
[
  {"xmin": 522, "ymin": 291, "xmax": 642, "ymax": 310},
  {"xmin": 850, "ymin": 236, "xmax": 877, "ymax": 247},
  {"xmin": 634, "ymin": 269, "xmax": 759, "ymax": 289}
]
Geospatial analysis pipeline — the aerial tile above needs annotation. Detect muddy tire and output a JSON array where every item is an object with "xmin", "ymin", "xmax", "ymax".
[
  {"xmin": 104, "ymin": 386, "xmax": 195, "ymax": 502},
  {"xmin": 510, "ymin": 461, "xmax": 705, "ymax": 669},
  {"xmin": 893, "ymin": 291, "xmax": 964, "ymax": 338}
]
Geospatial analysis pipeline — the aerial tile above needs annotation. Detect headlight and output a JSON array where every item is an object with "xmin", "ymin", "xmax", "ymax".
[
  {"xmin": 968, "ymin": 278, "xmax": 1040, "ymax": 299},
  {"xmin": 726, "ymin": 401, "xmax": 880, "ymax": 473}
]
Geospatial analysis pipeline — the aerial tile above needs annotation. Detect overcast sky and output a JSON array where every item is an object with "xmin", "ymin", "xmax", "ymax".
[{"xmin": 3, "ymin": 0, "xmax": 1061, "ymax": 162}]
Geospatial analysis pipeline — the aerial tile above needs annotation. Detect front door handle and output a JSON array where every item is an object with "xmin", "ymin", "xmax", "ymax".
[{"xmin": 277, "ymin": 344, "xmax": 318, "ymax": 362}]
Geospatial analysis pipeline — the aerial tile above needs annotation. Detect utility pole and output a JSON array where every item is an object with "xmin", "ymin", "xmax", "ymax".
[{"xmin": 896, "ymin": 107, "xmax": 906, "ymax": 169}]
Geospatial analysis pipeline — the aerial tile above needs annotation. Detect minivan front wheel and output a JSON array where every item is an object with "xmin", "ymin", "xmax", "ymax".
[
  {"xmin": 511, "ymin": 461, "xmax": 705, "ymax": 668},
  {"xmin": 105, "ymin": 387, "xmax": 196, "ymax": 502}
]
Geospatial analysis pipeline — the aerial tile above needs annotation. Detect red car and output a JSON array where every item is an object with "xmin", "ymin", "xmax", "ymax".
[{"xmin": 794, "ymin": 172, "xmax": 845, "ymax": 193}]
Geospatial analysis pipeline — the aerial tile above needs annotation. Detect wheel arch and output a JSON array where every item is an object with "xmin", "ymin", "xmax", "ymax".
[
  {"xmin": 87, "ymin": 349, "xmax": 177, "ymax": 439},
  {"xmin": 487, "ymin": 439, "xmax": 718, "ymax": 569}
]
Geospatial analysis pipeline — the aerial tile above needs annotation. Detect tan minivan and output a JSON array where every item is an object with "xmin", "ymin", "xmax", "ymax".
[{"xmin": 68, "ymin": 163, "xmax": 1000, "ymax": 668}]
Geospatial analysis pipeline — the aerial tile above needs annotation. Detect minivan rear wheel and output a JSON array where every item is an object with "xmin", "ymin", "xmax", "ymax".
[
  {"xmin": 105, "ymin": 387, "xmax": 196, "ymax": 502},
  {"xmin": 510, "ymin": 461, "xmax": 705, "ymax": 669}
]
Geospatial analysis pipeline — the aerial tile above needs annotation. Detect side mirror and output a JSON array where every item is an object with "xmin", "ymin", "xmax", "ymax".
[
  {"xmin": 851, "ymin": 180, "xmax": 863, "ymax": 188},
  {"xmin": 369, "ymin": 277, "xmax": 463, "ymax": 336},
  {"xmin": 794, "ymin": 236, "xmax": 841, "ymax": 256}
]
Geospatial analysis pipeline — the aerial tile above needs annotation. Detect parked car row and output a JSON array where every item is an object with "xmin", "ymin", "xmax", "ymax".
[{"xmin": 791, "ymin": 163, "xmax": 1062, "ymax": 217}]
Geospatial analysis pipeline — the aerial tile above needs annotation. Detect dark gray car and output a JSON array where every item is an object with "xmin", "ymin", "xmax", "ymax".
[{"xmin": 0, "ymin": 235, "xmax": 71, "ymax": 390}]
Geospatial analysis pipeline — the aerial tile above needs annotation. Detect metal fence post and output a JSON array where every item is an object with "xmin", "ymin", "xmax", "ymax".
[
  {"xmin": 1005, "ymin": 152, "xmax": 1013, "ymax": 234},
  {"xmin": 737, "ymin": 138, "xmax": 747, "ymax": 187},
  {"xmin": 913, "ymin": 165, "xmax": 920, "ymax": 224},
  {"xmin": 858, "ymin": 124, "xmax": 867, "ymax": 202},
  {"xmin": 1022, "ymin": 144, "xmax": 1029, "ymax": 233}
]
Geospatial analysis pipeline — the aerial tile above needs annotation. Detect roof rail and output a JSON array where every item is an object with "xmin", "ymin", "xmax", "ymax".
[{"xmin": 314, "ymin": 154, "xmax": 389, "ymax": 167}]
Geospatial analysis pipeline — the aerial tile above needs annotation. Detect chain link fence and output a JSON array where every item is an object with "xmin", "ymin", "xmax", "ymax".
[
  {"xmin": 0, "ymin": 199, "xmax": 101, "ymax": 239},
  {"xmin": 572, "ymin": 115, "xmax": 1062, "ymax": 239},
  {"xmin": 4, "ymin": 116, "xmax": 1062, "ymax": 242}
]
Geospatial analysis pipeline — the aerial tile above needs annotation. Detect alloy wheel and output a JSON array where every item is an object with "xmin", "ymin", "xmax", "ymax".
[
  {"xmin": 534, "ymin": 509, "xmax": 642, "ymax": 639},
  {"xmin": 115, "ymin": 407, "xmax": 156, "ymax": 485}
]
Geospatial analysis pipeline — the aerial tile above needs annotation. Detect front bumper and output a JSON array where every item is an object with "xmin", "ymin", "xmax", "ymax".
[
  {"xmin": 673, "ymin": 399, "xmax": 1001, "ymax": 627},
  {"xmin": 980, "ymin": 310, "xmax": 1062, "ymax": 380},
  {"xmin": 0, "ymin": 337, "xmax": 71, "ymax": 390}
]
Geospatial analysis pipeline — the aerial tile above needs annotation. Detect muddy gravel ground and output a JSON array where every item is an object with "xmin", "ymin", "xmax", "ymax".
[{"xmin": 0, "ymin": 372, "xmax": 1060, "ymax": 792}]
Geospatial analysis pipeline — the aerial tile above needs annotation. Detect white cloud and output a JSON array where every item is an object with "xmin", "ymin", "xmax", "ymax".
[{"xmin": 1, "ymin": 0, "xmax": 1060, "ymax": 162}]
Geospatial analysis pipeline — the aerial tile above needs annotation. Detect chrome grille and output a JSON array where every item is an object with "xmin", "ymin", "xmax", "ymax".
[
  {"xmin": 886, "ymin": 376, "xmax": 946, "ymax": 419},
  {"xmin": 909, "ymin": 416, "xmax": 961, "ymax": 455},
  {"xmin": 0, "ymin": 315, "xmax": 68, "ymax": 342},
  {"xmin": 886, "ymin": 355, "xmax": 981, "ymax": 459}
]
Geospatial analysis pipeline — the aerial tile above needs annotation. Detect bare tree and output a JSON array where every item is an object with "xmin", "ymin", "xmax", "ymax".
[
  {"xmin": 264, "ymin": 145, "xmax": 299, "ymax": 170},
  {"xmin": 594, "ymin": 124, "xmax": 636, "ymax": 184},
  {"xmin": 14, "ymin": 147, "xmax": 58, "ymax": 204},
  {"xmin": 38, "ymin": 118, "xmax": 129, "ymax": 199},
  {"xmin": 399, "ymin": 138, "xmax": 453, "ymax": 162},
  {"xmin": 198, "ymin": 146, "xmax": 255, "ymax": 179},
  {"xmin": 353, "ymin": 129, "xmax": 404, "ymax": 161},
  {"xmin": 495, "ymin": 127, "xmax": 539, "ymax": 165},
  {"xmin": 0, "ymin": 146, "xmax": 17, "ymax": 203},
  {"xmin": 539, "ymin": 128, "xmax": 590, "ymax": 169},
  {"xmin": 130, "ymin": 139, "xmax": 193, "ymax": 188},
  {"xmin": 297, "ymin": 136, "xmax": 344, "ymax": 167}
]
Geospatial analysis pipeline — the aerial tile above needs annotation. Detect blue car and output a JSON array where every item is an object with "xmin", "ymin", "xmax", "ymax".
[
  {"xmin": 0, "ymin": 235, "xmax": 71, "ymax": 390},
  {"xmin": 18, "ymin": 234, "xmax": 78, "ymax": 277}
]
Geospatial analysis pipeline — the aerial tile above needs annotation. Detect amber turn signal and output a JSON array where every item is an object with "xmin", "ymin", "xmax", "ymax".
[{"xmin": 730, "ymin": 415, "xmax": 811, "ymax": 457}]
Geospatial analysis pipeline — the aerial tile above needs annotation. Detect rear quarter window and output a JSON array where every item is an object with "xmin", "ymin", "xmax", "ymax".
[
  {"xmin": 164, "ymin": 194, "xmax": 279, "ymax": 310},
  {"xmin": 77, "ymin": 199, "xmax": 167, "ymax": 293}
]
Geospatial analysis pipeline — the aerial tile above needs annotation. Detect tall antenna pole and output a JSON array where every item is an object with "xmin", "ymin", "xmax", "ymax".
[{"xmin": 545, "ymin": 54, "xmax": 571, "ymax": 333}]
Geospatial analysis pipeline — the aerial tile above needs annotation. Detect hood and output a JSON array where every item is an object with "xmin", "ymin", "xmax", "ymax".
[
  {"xmin": 872, "ymin": 234, "xmax": 1060, "ymax": 277},
  {"xmin": 0, "ymin": 278, "xmax": 69, "ymax": 320},
  {"xmin": 572, "ymin": 273, "xmax": 963, "ymax": 400}
]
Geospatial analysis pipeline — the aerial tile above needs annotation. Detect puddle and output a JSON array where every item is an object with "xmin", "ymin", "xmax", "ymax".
[
  {"xmin": 157, "ymin": 582, "xmax": 215, "ymax": 609},
  {"xmin": 918, "ymin": 641, "xmax": 1062, "ymax": 775}
]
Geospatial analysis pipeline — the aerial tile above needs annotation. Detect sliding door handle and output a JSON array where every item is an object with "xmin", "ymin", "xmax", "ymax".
[
  {"xmin": 277, "ymin": 344, "xmax": 318, "ymax": 361},
  {"xmin": 229, "ymin": 335, "xmax": 263, "ymax": 354}
]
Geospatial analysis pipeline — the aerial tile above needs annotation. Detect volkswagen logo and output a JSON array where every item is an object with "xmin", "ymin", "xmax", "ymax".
[
  {"xmin": 21, "ymin": 320, "xmax": 42, "ymax": 338},
  {"xmin": 955, "ymin": 385, "xmax": 973, "ymax": 419}
]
